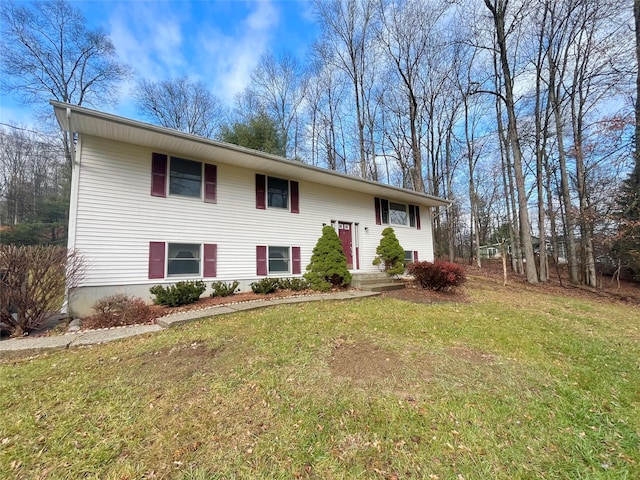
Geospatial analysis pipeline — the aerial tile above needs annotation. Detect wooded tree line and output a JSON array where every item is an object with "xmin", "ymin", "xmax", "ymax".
[{"xmin": 1, "ymin": 0, "xmax": 638, "ymax": 283}]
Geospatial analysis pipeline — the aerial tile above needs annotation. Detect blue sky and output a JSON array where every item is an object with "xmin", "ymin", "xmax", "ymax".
[{"xmin": 1, "ymin": 0, "xmax": 320, "ymax": 126}]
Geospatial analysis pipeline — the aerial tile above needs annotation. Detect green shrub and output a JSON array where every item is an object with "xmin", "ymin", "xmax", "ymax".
[
  {"xmin": 210, "ymin": 280, "xmax": 239, "ymax": 297},
  {"xmin": 407, "ymin": 260, "xmax": 466, "ymax": 291},
  {"xmin": 278, "ymin": 277, "xmax": 309, "ymax": 291},
  {"xmin": 304, "ymin": 226, "xmax": 352, "ymax": 291},
  {"xmin": 150, "ymin": 280, "xmax": 206, "ymax": 307},
  {"xmin": 372, "ymin": 227, "xmax": 405, "ymax": 276},
  {"xmin": 84, "ymin": 294, "xmax": 156, "ymax": 329},
  {"xmin": 250, "ymin": 278, "xmax": 280, "ymax": 294}
]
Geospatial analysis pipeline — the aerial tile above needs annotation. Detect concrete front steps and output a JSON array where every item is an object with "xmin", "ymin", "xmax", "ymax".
[{"xmin": 350, "ymin": 272, "xmax": 406, "ymax": 292}]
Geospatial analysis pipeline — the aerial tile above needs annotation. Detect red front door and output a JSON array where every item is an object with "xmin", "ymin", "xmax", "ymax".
[{"xmin": 338, "ymin": 222, "xmax": 353, "ymax": 269}]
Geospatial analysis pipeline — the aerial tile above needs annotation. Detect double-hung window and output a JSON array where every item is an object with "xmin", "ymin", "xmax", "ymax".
[
  {"xmin": 167, "ymin": 243, "xmax": 200, "ymax": 276},
  {"xmin": 268, "ymin": 246, "xmax": 290, "ymax": 273}
]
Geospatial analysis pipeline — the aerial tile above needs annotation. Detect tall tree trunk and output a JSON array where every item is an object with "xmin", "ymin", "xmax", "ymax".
[
  {"xmin": 534, "ymin": 8, "xmax": 549, "ymax": 282},
  {"xmin": 484, "ymin": 0, "xmax": 538, "ymax": 283},
  {"xmin": 548, "ymin": 57, "xmax": 580, "ymax": 285}
]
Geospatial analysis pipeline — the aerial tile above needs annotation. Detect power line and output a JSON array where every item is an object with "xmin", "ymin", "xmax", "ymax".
[{"xmin": 0, "ymin": 122, "xmax": 59, "ymax": 138}]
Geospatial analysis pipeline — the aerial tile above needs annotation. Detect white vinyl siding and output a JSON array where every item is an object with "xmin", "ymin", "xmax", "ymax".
[{"xmin": 72, "ymin": 136, "xmax": 435, "ymax": 289}]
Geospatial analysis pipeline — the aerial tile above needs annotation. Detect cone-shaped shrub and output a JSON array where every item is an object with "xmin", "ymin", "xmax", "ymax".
[
  {"xmin": 373, "ymin": 227, "xmax": 405, "ymax": 276},
  {"xmin": 305, "ymin": 226, "xmax": 352, "ymax": 291}
]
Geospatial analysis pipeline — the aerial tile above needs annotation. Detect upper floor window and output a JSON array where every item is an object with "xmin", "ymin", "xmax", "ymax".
[
  {"xmin": 151, "ymin": 153, "xmax": 217, "ymax": 203},
  {"xmin": 268, "ymin": 176, "xmax": 289, "ymax": 209},
  {"xmin": 374, "ymin": 197, "xmax": 421, "ymax": 229},
  {"xmin": 170, "ymin": 157, "xmax": 201, "ymax": 198},
  {"xmin": 255, "ymin": 174, "xmax": 299, "ymax": 213},
  {"xmin": 390, "ymin": 202, "xmax": 408, "ymax": 225}
]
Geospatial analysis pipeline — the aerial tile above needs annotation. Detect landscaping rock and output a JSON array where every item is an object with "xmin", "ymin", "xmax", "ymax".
[{"xmin": 68, "ymin": 318, "xmax": 82, "ymax": 332}]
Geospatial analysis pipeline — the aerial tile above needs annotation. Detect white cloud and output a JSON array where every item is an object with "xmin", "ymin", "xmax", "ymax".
[
  {"xmin": 107, "ymin": 1, "xmax": 188, "ymax": 81},
  {"xmin": 199, "ymin": 1, "xmax": 280, "ymax": 104}
]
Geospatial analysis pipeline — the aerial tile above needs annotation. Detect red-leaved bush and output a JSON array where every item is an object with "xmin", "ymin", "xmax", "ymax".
[
  {"xmin": 83, "ymin": 294, "xmax": 157, "ymax": 329},
  {"xmin": 406, "ymin": 260, "xmax": 466, "ymax": 291}
]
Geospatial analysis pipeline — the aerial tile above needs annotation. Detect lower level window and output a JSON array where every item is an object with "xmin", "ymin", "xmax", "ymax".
[
  {"xmin": 404, "ymin": 250, "xmax": 414, "ymax": 264},
  {"xmin": 168, "ymin": 243, "xmax": 200, "ymax": 276},
  {"xmin": 269, "ymin": 246, "xmax": 290, "ymax": 273}
]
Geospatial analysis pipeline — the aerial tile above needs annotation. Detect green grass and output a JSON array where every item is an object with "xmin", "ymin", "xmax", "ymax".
[{"xmin": 1, "ymin": 275, "xmax": 639, "ymax": 479}]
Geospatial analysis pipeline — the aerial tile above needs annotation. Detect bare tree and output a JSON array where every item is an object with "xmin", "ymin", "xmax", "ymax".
[
  {"xmin": 1, "ymin": 0, "xmax": 131, "ymax": 163},
  {"xmin": 305, "ymin": 56, "xmax": 350, "ymax": 171},
  {"xmin": 314, "ymin": 0, "xmax": 377, "ymax": 178},
  {"xmin": 248, "ymin": 52, "xmax": 308, "ymax": 158},
  {"xmin": 483, "ymin": 0, "xmax": 539, "ymax": 283},
  {"xmin": 377, "ymin": 0, "xmax": 449, "ymax": 192},
  {"xmin": 133, "ymin": 76, "xmax": 226, "ymax": 138},
  {"xmin": 0, "ymin": 126, "xmax": 66, "ymax": 235}
]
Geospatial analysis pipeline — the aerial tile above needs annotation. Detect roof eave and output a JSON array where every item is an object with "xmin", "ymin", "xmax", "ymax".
[{"xmin": 50, "ymin": 100, "xmax": 451, "ymax": 208}]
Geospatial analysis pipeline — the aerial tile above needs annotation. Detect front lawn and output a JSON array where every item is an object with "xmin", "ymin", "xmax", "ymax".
[{"xmin": 1, "ymin": 274, "xmax": 639, "ymax": 479}]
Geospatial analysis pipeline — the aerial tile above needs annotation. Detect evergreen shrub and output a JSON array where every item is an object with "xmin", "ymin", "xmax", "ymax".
[
  {"xmin": 373, "ymin": 227, "xmax": 405, "ymax": 276},
  {"xmin": 305, "ymin": 226, "xmax": 352, "ymax": 291},
  {"xmin": 150, "ymin": 280, "xmax": 206, "ymax": 307},
  {"xmin": 250, "ymin": 278, "xmax": 280, "ymax": 294},
  {"xmin": 407, "ymin": 261, "xmax": 466, "ymax": 291},
  {"xmin": 210, "ymin": 280, "xmax": 239, "ymax": 297},
  {"xmin": 278, "ymin": 277, "xmax": 309, "ymax": 291}
]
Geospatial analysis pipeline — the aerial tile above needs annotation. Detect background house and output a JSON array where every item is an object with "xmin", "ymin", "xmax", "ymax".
[{"xmin": 52, "ymin": 102, "xmax": 449, "ymax": 316}]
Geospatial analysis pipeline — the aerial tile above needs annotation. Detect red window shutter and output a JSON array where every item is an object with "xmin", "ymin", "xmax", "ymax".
[
  {"xmin": 151, "ymin": 153, "xmax": 167, "ymax": 197},
  {"xmin": 148, "ymin": 242, "xmax": 165, "ymax": 279},
  {"xmin": 256, "ymin": 174, "xmax": 266, "ymax": 209},
  {"xmin": 415, "ymin": 205, "xmax": 421, "ymax": 230},
  {"xmin": 374, "ymin": 197, "xmax": 381, "ymax": 225},
  {"xmin": 292, "ymin": 246, "xmax": 301, "ymax": 274},
  {"xmin": 203, "ymin": 243, "xmax": 217, "ymax": 277},
  {"xmin": 413, "ymin": 251, "xmax": 419, "ymax": 262},
  {"xmin": 290, "ymin": 181, "xmax": 299, "ymax": 213},
  {"xmin": 204, "ymin": 164, "xmax": 217, "ymax": 203},
  {"xmin": 256, "ymin": 245, "xmax": 267, "ymax": 275}
]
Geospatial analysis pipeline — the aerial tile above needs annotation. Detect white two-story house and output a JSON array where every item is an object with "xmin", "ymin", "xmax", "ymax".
[{"xmin": 51, "ymin": 101, "xmax": 449, "ymax": 316}]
